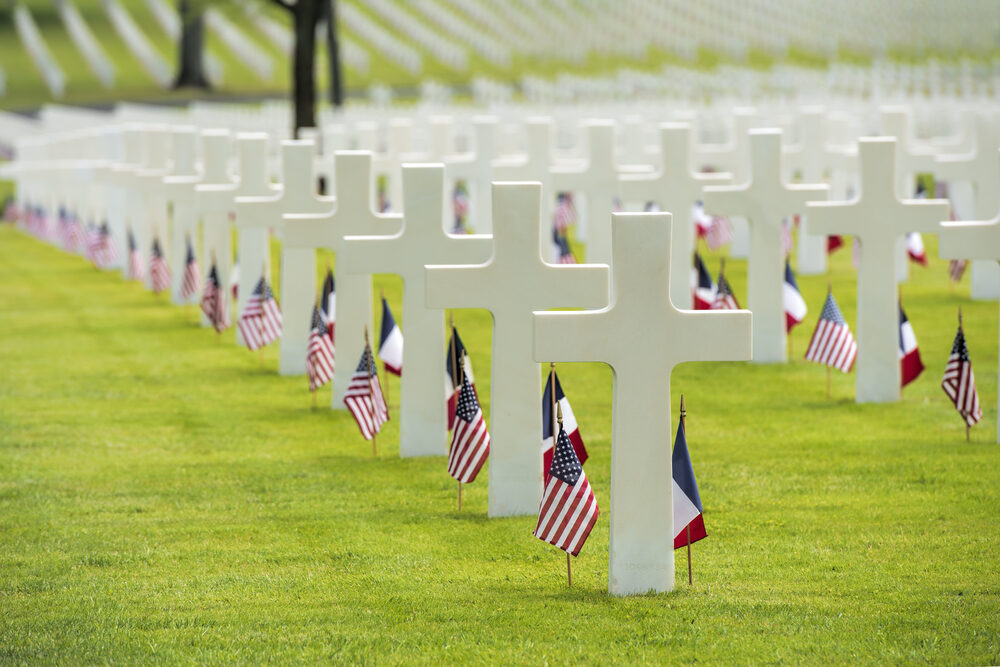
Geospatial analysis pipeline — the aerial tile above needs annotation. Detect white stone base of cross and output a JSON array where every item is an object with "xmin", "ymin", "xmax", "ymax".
[{"xmin": 534, "ymin": 211, "xmax": 752, "ymax": 595}]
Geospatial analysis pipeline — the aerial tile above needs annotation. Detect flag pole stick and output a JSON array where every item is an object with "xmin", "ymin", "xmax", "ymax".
[
  {"xmin": 457, "ymin": 346, "xmax": 468, "ymax": 511},
  {"xmin": 681, "ymin": 394, "xmax": 692, "ymax": 585},
  {"xmin": 365, "ymin": 326, "xmax": 376, "ymax": 457},
  {"xmin": 555, "ymin": 401, "xmax": 572, "ymax": 588}
]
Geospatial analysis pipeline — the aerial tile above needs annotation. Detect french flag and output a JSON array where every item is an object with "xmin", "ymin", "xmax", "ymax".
[
  {"xmin": 899, "ymin": 305, "xmax": 924, "ymax": 388},
  {"xmin": 906, "ymin": 232, "xmax": 928, "ymax": 266},
  {"xmin": 672, "ymin": 417, "xmax": 706, "ymax": 550},
  {"xmin": 541, "ymin": 371, "xmax": 588, "ymax": 483},
  {"xmin": 691, "ymin": 252, "xmax": 716, "ymax": 310},
  {"xmin": 783, "ymin": 260, "xmax": 808, "ymax": 333},
  {"xmin": 378, "ymin": 297, "xmax": 403, "ymax": 376}
]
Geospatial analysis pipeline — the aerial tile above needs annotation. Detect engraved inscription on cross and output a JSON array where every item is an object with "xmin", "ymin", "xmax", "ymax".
[
  {"xmin": 339, "ymin": 164, "xmax": 492, "ymax": 457},
  {"xmin": 425, "ymin": 182, "xmax": 609, "ymax": 517},
  {"xmin": 284, "ymin": 151, "xmax": 402, "ymax": 409},
  {"xmin": 703, "ymin": 129, "xmax": 828, "ymax": 363},
  {"xmin": 809, "ymin": 138, "xmax": 950, "ymax": 403},
  {"xmin": 939, "ymin": 156, "xmax": 1000, "ymax": 443},
  {"xmin": 533, "ymin": 211, "xmax": 752, "ymax": 596},
  {"xmin": 235, "ymin": 140, "xmax": 332, "ymax": 374},
  {"xmin": 619, "ymin": 122, "xmax": 730, "ymax": 309}
]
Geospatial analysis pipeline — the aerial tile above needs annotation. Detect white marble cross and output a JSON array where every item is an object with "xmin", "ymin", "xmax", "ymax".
[
  {"xmin": 550, "ymin": 120, "xmax": 620, "ymax": 265},
  {"xmin": 339, "ymin": 164, "xmax": 492, "ymax": 457},
  {"xmin": 935, "ymin": 112, "xmax": 1000, "ymax": 300},
  {"xmin": 283, "ymin": 151, "xmax": 401, "ymax": 407},
  {"xmin": 110, "ymin": 125, "xmax": 146, "ymax": 279},
  {"xmin": 533, "ymin": 211, "xmax": 752, "ymax": 596},
  {"xmin": 808, "ymin": 138, "xmax": 950, "ymax": 403},
  {"xmin": 235, "ymin": 140, "xmax": 333, "ymax": 374},
  {"xmin": 492, "ymin": 118, "xmax": 555, "ymax": 252},
  {"xmin": 163, "ymin": 126, "xmax": 201, "ymax": 304},
  {"xmin": 783, "ymin": 107, "xmax": 830, "ymax": 275},
  {"xmin": 444, "ymin": 115, "xmax": 498, "ymax": 233},
  {"xmin": 619, "ymin": 122, "xmax": 730, "ymax": 309},
  {"xmin": 195, "ymin": 130, "xmax": 236, "ymax": 325},
  {"xmin": 137, "ymin": 126, "xmax": 170, "ymax": 285},
  {"xmin": 940, "ymin": 154, "xmax": 1000, "ymax": 443},
  {"xmin": 425, "ymin": 181, "xmax": 609, "ymax": 517},
  {"xmin": 703, "ymin": 129, "xmax": 828, "ymax": 363}
]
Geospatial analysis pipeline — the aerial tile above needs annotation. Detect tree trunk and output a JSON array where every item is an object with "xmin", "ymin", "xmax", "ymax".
[
  {"xmin": 325, "ymin": 0, "xmax": 344, "ymax": 107},
  {"xmin": 173, "ymin": 0, "xmax": 210, "ymax": 90},
  {"xmin": 292, "ymin": 2, "xmax": 320, "ymax": 137}
]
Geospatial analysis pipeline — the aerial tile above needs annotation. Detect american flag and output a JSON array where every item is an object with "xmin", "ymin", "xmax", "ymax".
[
  {"xmin": 150, "ymin": 239, "xmax": 171, "ymax": 294},
  {"xmin": 91, "ymin": 222, "xmax": 118, "ymax": 269},
  {"xmin": 533, "ymin": 422, "xmax": 599, "ymax": 557},
  {"xmin": 552, "ymin": 192, "xmax": 576, "ymax": 234},
  {"xmin": 306, "ymin": 304, "xmax": 335, "ymax": 391},
  {"xmin": 63, "ymin": 210, "xmax": 84, "ymax": 252},
  {"xmin": 712, "ymin": 265, "xmax": 740, "ymax": 310},
  {"xmin": 179, "ymin": 236, "xmax": 200, "ymax": 300},
  {"xmin": 948, "ymin": 259, "xmax": 968, "ymax": 283},
  {"xmin": 542, "ymin": 371, "xmax": 588, "ymax": 484},
  {"xmin": 343, "ymin": 344, "xmax": 388, "ymax": 441},
  {"xmin": 452, "ymin": 180, "xmax": 470, "ymax": 234},
  {"xmin": 200, "ymin": 263, "xmax": 230, "ymax": 332},
  {"xmin": 941, "ymin": 324, "xmax": 982, "ymax": 427},
  {"xmin": 127, "ymin": 230, "xmax": 144, "ymax": 281},
  {"xmin": 447, "ymin": 372, "xmax": 490, "ymax": 484},
  {"xmin": 552, "ymin": 231, "xmax": 577, "ymax": 264},
  {"xmin": 238, "ymin": 276, "xmax": 283, "ymax": 350},
  {"xmin": 804, "ymin": 292, "xmax": 857, "ymax": 373},
  {"xmin": 781, "ymin": 217, "xmax": 795, "ymax": 257}
]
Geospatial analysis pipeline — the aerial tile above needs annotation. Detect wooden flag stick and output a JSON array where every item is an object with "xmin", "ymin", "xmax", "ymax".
[
  {"xmin": 567, "ymin": 552, "xmax": 572, "ymax": 588},
  {"xmin": 457, "ymin": 346, "xmax": 468, "ymax": 511},
  {"xmin": 458, "ymin": 481, "xmax": 463, "ymax": 511},
  {"xmin": 365, "ymin": 326, "xmax": 376, "ymax": 457},
  {"xmin": 681, "ymin": 394, "xmax": 692, "ymax": 585}
]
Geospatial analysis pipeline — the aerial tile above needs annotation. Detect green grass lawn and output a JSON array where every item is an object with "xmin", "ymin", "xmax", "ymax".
[{"xmin": 0, "ymin": 221, "xmax": 998, "ymax": 662}]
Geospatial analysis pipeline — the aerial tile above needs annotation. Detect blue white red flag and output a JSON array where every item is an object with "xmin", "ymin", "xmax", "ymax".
[
  {"xmin": 378, "ymin": 297, "xmax": 403, "ymax": 376},
  {"xmin": 542, "ymin": 371, "xmax": 588, "ymax": 484},
  {"xmin": 783, "ymin": 260, "xmax": 807, "ymax": 332},
  {"xmin": 672, "ymin": 417, "xmax": 706, "ymax": 549}
]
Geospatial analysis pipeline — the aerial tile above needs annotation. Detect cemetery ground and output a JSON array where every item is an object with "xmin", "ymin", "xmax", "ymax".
[{"xmin": 1, "ymin": 223, "xmax": 998, "ymax": 663}]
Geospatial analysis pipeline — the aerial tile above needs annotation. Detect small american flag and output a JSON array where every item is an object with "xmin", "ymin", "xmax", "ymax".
[
  {"xmin": 941, "ymin": 323, "xmax": 982, "ymax": 427},
  {"xmin": 91, "ymin": 222, "xmax": 118, "ymax": 269},
  {"xmin": 781, "ymin": 217, "xmax": 795, "ymax": 257},
  {"xmin": 948, "ymin": 259, "xmax": 968, "ymax": 283},
  {"xmin": 238, "ymin": 276, "xmax": 283, "ymax": 350},
  {"xmin": 200, "ymin": 263, "xmax": 230, "ymax": 332},
  {"xmin": 82, "ymin": 224, "xmax": 101, "ymax": 262},
  {"xmin": 452, "ymin": 180, "xmax": 470, "ymax": 234},
  {"xmin": 533, "ymin": 422, "xmax": 599, "ymax": 557},
  {"xmin": 553, "ymin": 231, "xmax": 577, "ymax": 264},
  {"xmin": 307, "ymin": 305, "xmax": 335, "ymax": 391},
  {"xmin": 320, "ymin": 269, "xmax": 336, "ymax": 342},
  {"xmin": 552, "ymin": 192, "xmax": 576, "ymax": 234},
  {"xmin": 344, "ymin": 344, "xmax": 388, "ymax": 441},
  {"xmin": 150, "ymin": 239, "xmax": 171, "ymax": 294},
  {"xmin": 805, "ymin": 292, "xmax": 857, "ymax": 373},
  {"xmin": 712, "ymin": 265, "xmax": 740, "ymax": 310},
  {"xmin": 63, "ymin": 211, "xmax": 84, "ymax": 252},
  {"xmin": 179, "ymin": 237, "xmax": 200, "ymax": 300},
  {"xmin": 447, "ymin": 373, "xmax": 490, "ymax": 484},
  {"xmin": 127, "ymin": 230, "xmax": 144, "ymax": 281}
]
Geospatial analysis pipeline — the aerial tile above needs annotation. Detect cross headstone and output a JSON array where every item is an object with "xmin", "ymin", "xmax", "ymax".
[
  {"xmin": 444, "ymin": 115, "xmax": 498, "ymax": 233},
  {"xmin": 935, "ymin": 112, "xmax": 1000, "ymax": 300},
  {"xmin": 163, "ymin": 126, "xmax": 201, "ymax": 303},
  {"xmin": 808, "ymin": 138, "xmax": 950, "ymax": 403},
  {"xmin": 492, "ymin": 118, "xmax": 556, "ymax": 252},
  {"xmin": 195, "ymin": 130, "xmax": 235, "ymax": 326},
  {"xmin": 703, "ymin": 129, "xmax": 828, "ymax": 363},
  {"xmin": 339, "ymin": 164, "xmax": 492, "ymax": 457},
  {"xmin": 533, "ymin": 211, "xmax": 752, "ymax": 595},
  {"xmin": 425, "ymin": 181, "xmax": 609, "ymax": 517},
  {"xmin": 939, "ymin": 176, "xmax": 1000, "ymax": 443},
  {"xmin": 110, "ymin": 124, "xmax": 146, "ymax": 279},
  {"xmin": 283, "ymin": 151, "xmax": 401, "ymax": 408},
  {"xmin": 783, "ymin": 107, "xmax": 830, "ymax": 275},
  {"xmin": 550, "ymin": 120, "xmax": 621, "ymax": 264},
  {"xmin": 234, "ymin": 140, "xmax": 333, "ymax": 374},
  {"xmin": 137, "ymin": 125, "xmax": 170, "ymax": 286},
  {"xmin": 619, "ymin": 122, "xmax": 730, "ymax": 309}
]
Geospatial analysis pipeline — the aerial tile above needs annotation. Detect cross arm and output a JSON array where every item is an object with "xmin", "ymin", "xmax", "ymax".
[
  {"xmin": 806, "ymin": 200, "xmax": 863, "ymax": 236},
  {"xmin": 898, "ymin": 198, "xmax": 952, "ymax": 234},
  {"xmin": 672, "ymin": 309, "xmax": 753, "ymax": 364},
  {"xmin": 940, "ymin": 219, "xmax": 1000, "ymax": 261},
  {"xmin": 544, "ymin": 264, "xmax": 610, "ymax": 309},
  {"xmin": 533, "ymin": 309, "xmax": 615, "ymax": 365},
  {"xmin": 549, "ymin": 160, "xmax": 591, "ymax": 191},
  {"xmin": 425, "ymin": 263, "xmax": 496, "ymax": 310},
  {"xmin": 234, "ymin": 193, "xmax": 284, "ymax": 230},
  {"xmin": 337, "ymin": 234, "xmax": 409, "ymax": 276},
  {"xmin": 282, "ymin": 212, "xmax": 337, "ymax": 249},
  {"xmin": 702, "ymin": 183, "xmax": 760, "ymax": 220},
  {"xmin": 618, "ymin": 171, "xmax": 658, "ymax": 203}
]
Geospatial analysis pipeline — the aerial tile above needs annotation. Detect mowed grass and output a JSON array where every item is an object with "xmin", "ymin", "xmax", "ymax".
[{"xmin": 0, "ymin": 222, "xmax": 998, "ymax": 663}]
